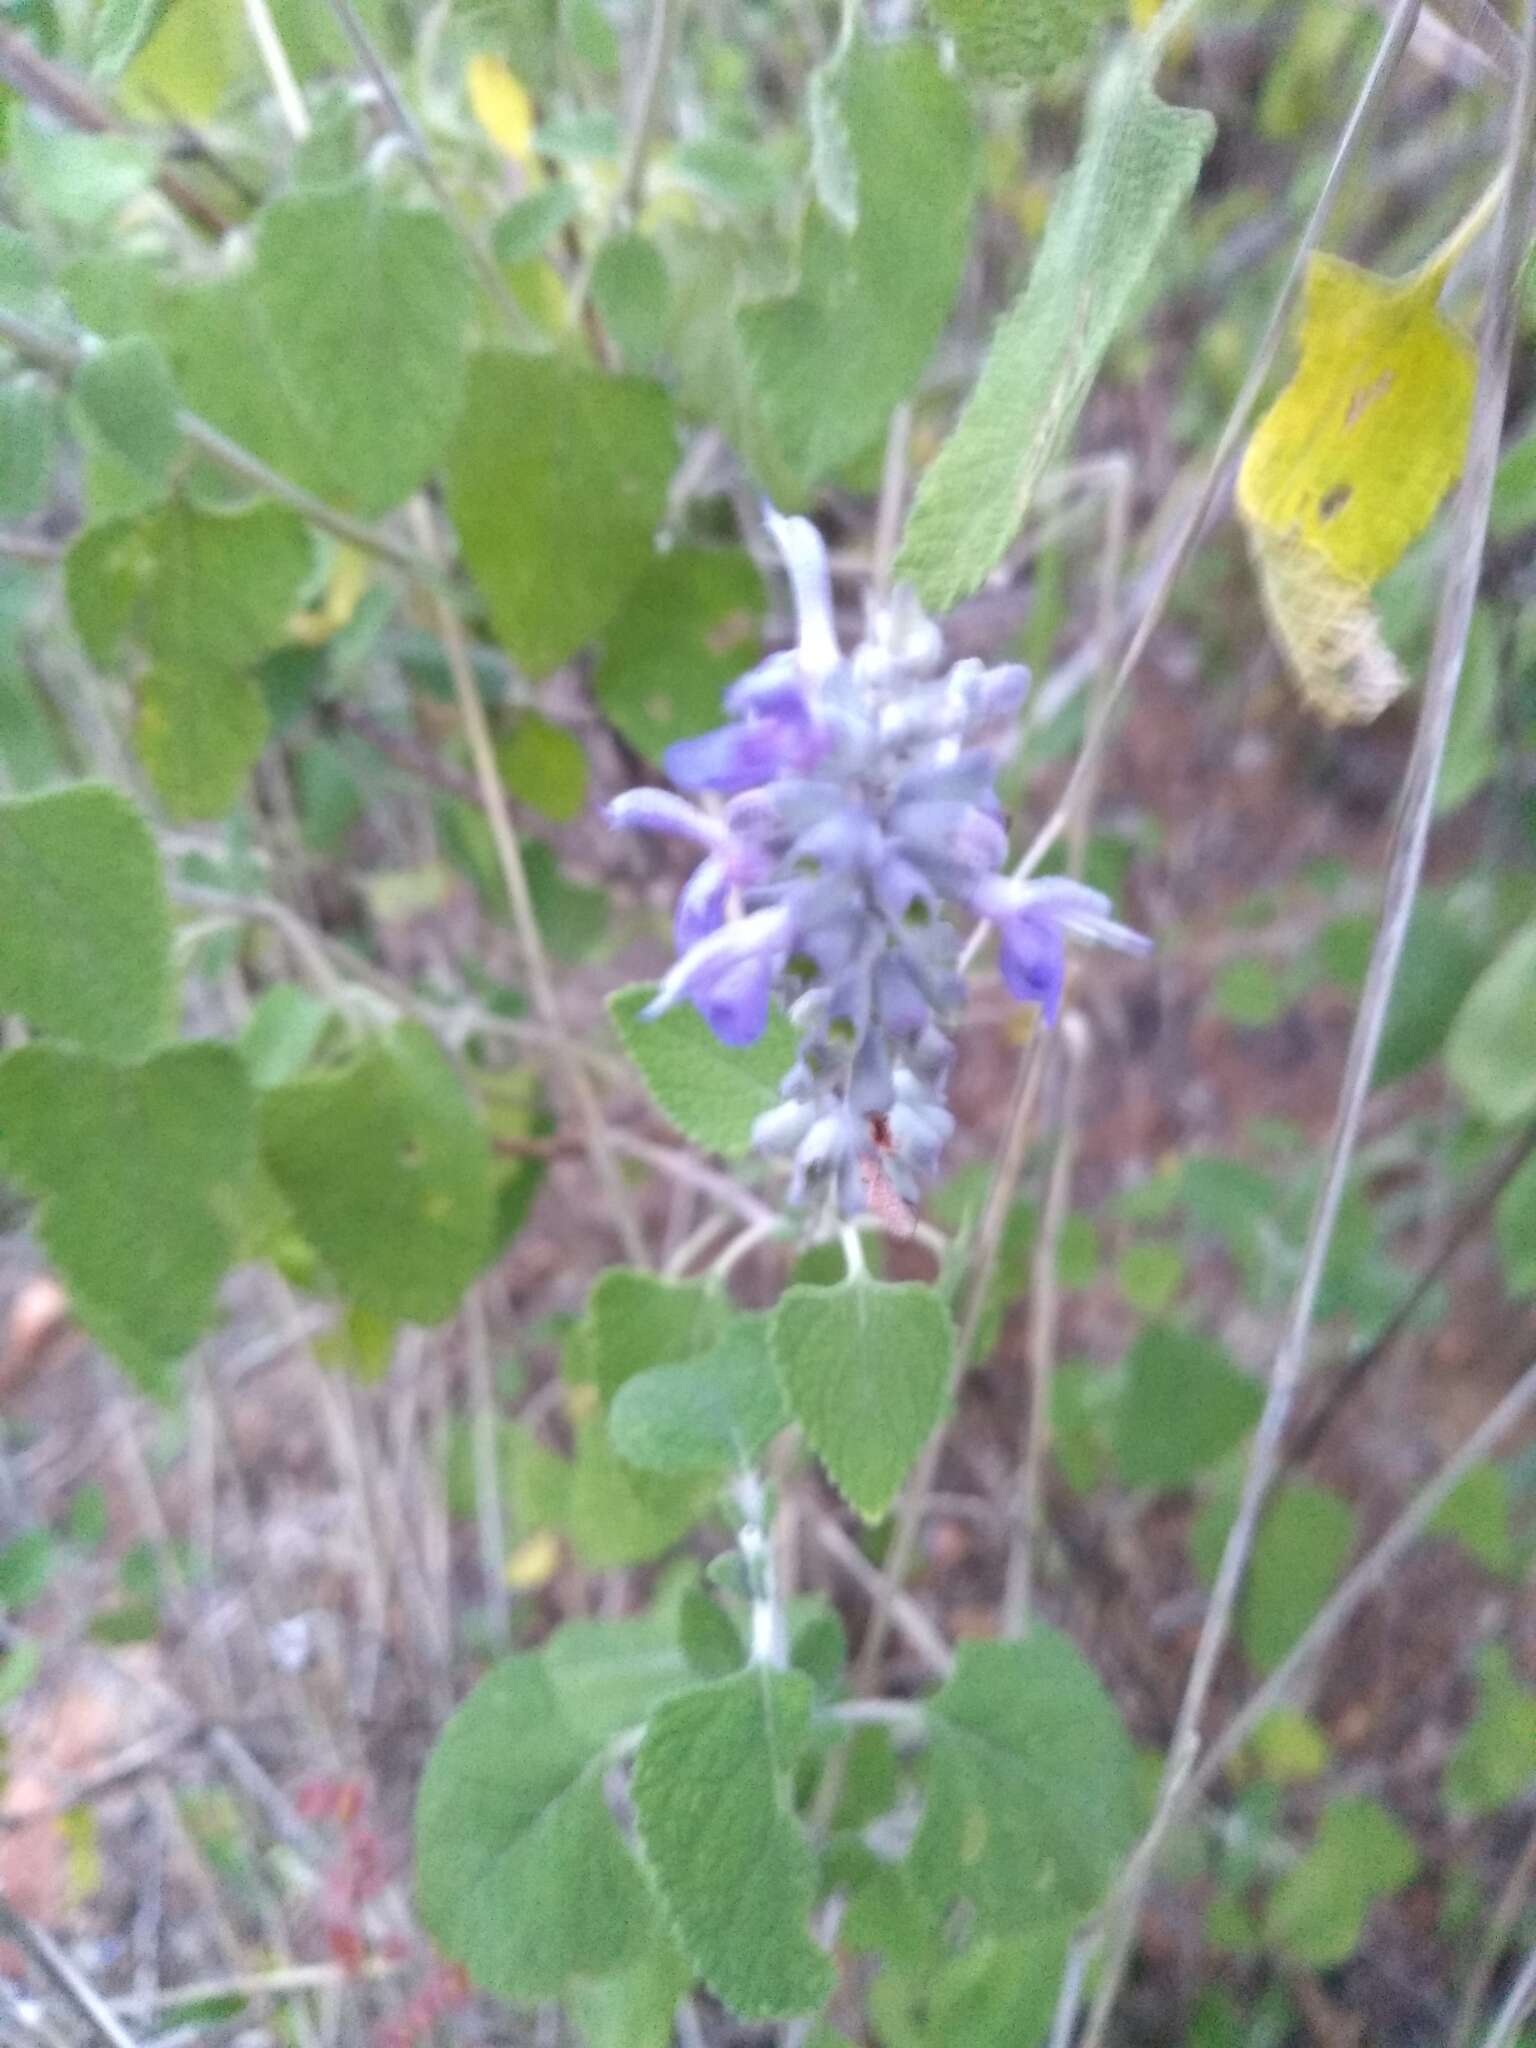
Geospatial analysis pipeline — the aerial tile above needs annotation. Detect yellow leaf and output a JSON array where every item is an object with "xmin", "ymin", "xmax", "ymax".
[
  {"xmin": 1238, "ymin": 254, "xmax": 1476, "ymax": 589},
  {"xmin": 505, "ymin": 1528, "xmax": 562, "ymax": 1590},
  {"xmin": 288, "ymin": 544, "xmax": 371, "ymax": 646},
  {"xmin": 467, "ymin": 54, "xmax": 536, "ymax": 165},
  {"xmin": 1246, "ymin": 521, "xmax": 1406, "ymax": 726}
]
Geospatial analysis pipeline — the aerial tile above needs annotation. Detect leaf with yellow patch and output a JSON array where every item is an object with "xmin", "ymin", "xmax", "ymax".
[
  {"xmin": 1238, "ymin": 255, "xmax": 1475, "ymax": 589},
  {"xmin": 468, "ymin": 54, "xmax": 537, "ymax": 166},
  {"xmin": 1245, "ymin": 522, "xmax": 1407, "ymax": 725}
]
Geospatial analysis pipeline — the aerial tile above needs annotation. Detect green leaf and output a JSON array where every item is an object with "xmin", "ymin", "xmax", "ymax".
[
  {"xmin": 447, "ymin": 352, "xmax": 675, "ymax": 678},
  {"xmin": 90, "ymin": 0, "xmax": 170, "ymax": 77},
  {"xmin": 0, "ymin": 1042, "xmax": 253, "ymax": 1392},
  {"xmin": 238, "ymin": 986, "xmax": 331, "ymax": 1090},
  {"xmin": 0, "ymin": 1528, "xmax": 56, "ymax": 1611},
  {"xmin": 0, "ymin": 378, "xmax": 57, "ymax": 519},
  {"xmin": 608, "ymin": 981, "xmax": 798, "ymax": 1158},
  {"xmin": 929, "ymin": 0, "xmax": 1116, "ymax": 82},
  {"xmin": 252, "ymin": 177, "xmax": 474, "ymax": 516},
  {"xmin": 565, "ymin": 1932, "xmax": 692, "ymax": 2048},
  {"xmin": 869, "ymin": 1922, "xmax": 1076, "ymax": 2048},
  {"xmin": 72, "ymin": 333, "xmax": 180, "ymax": 492},
  {"xmin": 772, "ymin": 1279, "xmax": 953, "ymax": 1521},
  {"xmin": 591, "ymin": 232, "xmax": 670, "ymax": 370},
  {"xmin": 136, "ymin": 666, "xmax": 268, "ymax": 820},
  {"xmin": 738, "ymin": 39, "xmax": 977, "ymax": 485},
  {"xmin": 1113, "ymin": 1323, "xmax": 1260, "ymax": 1490},
  {"xmin": 1375, "ymin": 893, "xmax": 1492, "ymax": 1083},
  {"xmin": 13, "ymin": 117, "xmax": 158, "ymax": 228},
  {"xmin": 1246, "ymin": 1707, "xmax": 1330, "ymax": 1784},
  {"xmin": 896, "ymin": 46, "xmax": 1214, "ymax": 609},
  {"xmin": 415, "ymin": 1653, "xmax": 654, "ymax": 2001},
  {"xmin": 1496, "ymin": 1149, "xmax": 1536, "ymax": 1298},
  {"xmin": 541, "ymin": 1611, "xmax": 698, "ymax": 1746},
  {"xmin": 67, "ymin": 499, "xmax": 311, "ymax": 672},
  {"xmin": 593, "ymin": 547, "xmax": 763, "ymax": 764},
  {"xmin": 1446, "ymin": 1645, "xmax": 1536, "ymax": 1817},
  {"xmin": 913, "ymin": 1632, "xmax": 1139, "ymax": 1927},
  {"xmin": 632, "ymin": 1667, "xmax": 836, "ymax": 2018},
  {"xmin": 588, "ymin": 1268, "xmax": 729, "ymax": 1403},
  {"xmin": 0, "ymin": 782, "xmax": 171, "ymax": 1057},
  {"xmin": 1241, "ymin": 1482, "xmax": 1354, "ymax": 1673},
  {"xmin": 564, "ymin": 1414, "xmax": 714, "ymax": 1565},
  {"xmin": 1116, "ymin": 1241, "xmax": 1184, "ymax": 1315},
  {"xmin": 1212, "ymin": 957, "xmax": 1284, "ymax": 1027},
  {"xmin": 258, "ymin": 1021, "xmax": 493, "ymax": 1324},
  {"xmin": 1429, "ymin": 1462, "xmax": 1516, "ymax": 1576},
  {"xmin": 1266, "ymin": 1797, "xmax": 1418, "ymax": 1966},
  {"xmin": 494, "ymin": 183, "xmax": 581, "ymax": 265},
  {"xmin": 495, "ymin": 712, "xmax": 588, "ymax": 822},
  {"xmin": 1435, "ymin": 604, "xmax": 1499, "ymax": 815},
  {"xmin": 1447, "ymin": 921, "xmax": 1536, "ymax": 1124},
  {"xmin": 610, "ymin": 1313, "xmax": 788, "ymax": 1472}
]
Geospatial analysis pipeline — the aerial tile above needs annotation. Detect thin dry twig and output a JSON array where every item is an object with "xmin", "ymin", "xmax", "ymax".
[
  {"xmin": 1481, "ymin": 1944, "xmax": 1536, "ymax": 2048},
  {"xmin": 0, "ymin": 1899, "xmax": 142, "ymax": 2048},
  {"xmin": 1451, "ymin": 1815, "xmax": 1536, "ymax": 2048},
  {"xmin": 1078, "ymin": 0, "xmax": 1535, "ymax": 2028},
  {"xmin": 409, "ymin": 502, "xmax": 648, "ymax": 1265}
]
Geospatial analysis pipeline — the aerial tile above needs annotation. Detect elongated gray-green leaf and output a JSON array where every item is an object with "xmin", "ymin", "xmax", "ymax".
[{"xmin": 897, "ymin": 45, "xmax": 1214, "ymax": 609}]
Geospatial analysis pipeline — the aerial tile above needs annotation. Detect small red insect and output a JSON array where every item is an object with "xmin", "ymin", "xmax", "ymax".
[{"xmin": 859, "ymin": 1112, "xmax": 917, "ymax": 1238}]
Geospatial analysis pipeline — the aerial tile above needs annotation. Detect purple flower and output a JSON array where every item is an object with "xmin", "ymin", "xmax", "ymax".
[
  {"xmin": 603, "ymin": 512, "xmax": 1150, "ymax": 1218},
  {"xmin": 642, "ymin": 904, "xmax": 795, "ymax": 1047},
  {"xmin": 971, "ymin": 875, "xmax": 1151, "ymax": 1025}
]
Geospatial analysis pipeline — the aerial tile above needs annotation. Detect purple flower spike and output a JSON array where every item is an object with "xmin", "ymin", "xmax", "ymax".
[{"xmin": 603, "ymin": 510, "xmax": 1149, "ymax": 1218}]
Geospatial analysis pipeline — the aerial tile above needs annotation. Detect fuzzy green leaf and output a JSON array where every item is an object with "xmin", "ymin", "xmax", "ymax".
[
  {"xmin": 913, "ymin": 1632, "xmax": 1139, "ymax": 1927},
  {"xmin": 1114, "ymin": 1323, "xmax": 1260, "ymax": 1489},
  {"xmin": 1496, "ymin": 1151, "xmax": 1536, "ymax": 1298},
  {"xmin": 588, "ymin": 1268, "xmax": 730, "ymax": 1403},
  {"xmin": 67, "ymin": 498, "xmax": 311, "ymax": 672},
  {"xmin": 1446, "ymin": 1645, "xmax": 1536, "ymax": 1817},
  {"xmin": 773, "ymin": 1279, "xmax": 953, "ymax": 1521},
  {"xmin": 928, "ymin": 0, "xmax": 1117, "ymax": 81},
  {"xmin": 0, "ymin": 1042, "xmax": 253, "ymax": 1392},
  {"xmin": 415, "ymin": 1653, "xmax": 654, "ymax": 2001},
  {"xmin": 1446, "ymin": 920, "xmax": 1536, "ymax": 1125},
  {"xmin": 897, "ymin": 45, "xmax": 1213, "ymax": 608},
  {"xmin": 72, "ymin": 333, "xmax": 180, "ymax": 491},
  {"xmin": 253, "ymin": 178, "xmax": 474, "ymax": 516},
  {"xmin": 608, "ymin": 982, "xmax": 798, "ymax": 1158},
  {"xmin": 633, "ymin": 1667, "xmax": 835, "ymax": 2018},
  {"xmin": 258, "ymin": 1021, "xmax": 493, "ymax": 1324},
  {"xmin": 594, "ymin": 547, "xmax": 763, "ymax": 764},
  {"xmin": 610, "ymin": 1314, "xmax": 788, "ymax": 1472},
  {"xmin": 1266, "ymin": 1797, "xmax": 1418, "ymax": 1966},
  {"xmin": 136, "ymin": 666, "xmax": 268, "ymax": 820},
  {"xmin": 738, "ymin": 39, "xmax": 977, "ymax": 485},
  {"xmin": 447, "ymin": 352, "xmax": 675, "ymax": 678},
  {"xmin": 0, "ymin": 379, "xmax": 57, "ymax": 519},
  {"xmin": 1241, "ymin": 1482, "xmax": 1354, "ymax": 1673},
  {"xmin": 0, "ymin": 782, "xmax": 171, "ymax": 1058}
]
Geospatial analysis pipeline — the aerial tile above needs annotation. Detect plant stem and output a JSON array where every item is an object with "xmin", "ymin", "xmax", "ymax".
[
  {"xmin": 409, "ymin": 502, "xmax": 649, "ymax": 1265},
  {"xmin": 322, "ymin": 0, "xmax": 537, "ymax": 346},
  {"xmin": 241, "ymin": 0, "xmax": 310, "ymax": 138},
  {"xmin": 1001, "ymin": 1010, "xmax": 1088, "ymax": 1636},
  {"xmin": 734, "ymin": 1467, "xmax": 786, "ymax": 1668},
  {"xmin": 1450, "ymin": 1816, "xmax": 1536, "ymax": 2048},
  {"xmin": 1482, "ymin": 1948, "xmax": 1536, "ymax": 2048},
  {"xmin": 847, "ymin": 1036, "xmax": 1048, "ymax": 1699},
  {"xmin": 464, "ymin": 1284, "xmax": 513, "ymax": 1649},
  {"xmin": 571, "ymin": 0, "xmax": 682, "ymax": 320},
  {"xmin": 1081, "ymin": 6, "xmax": 1536, "ymax": 2015},
  {"xmin": 1417, "ymin": 165, "xmax": 1511, "ymax": 286},
  {"xmin": 0, "ymin": 1900, "xmax": 142, "ymax": 2048}
]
